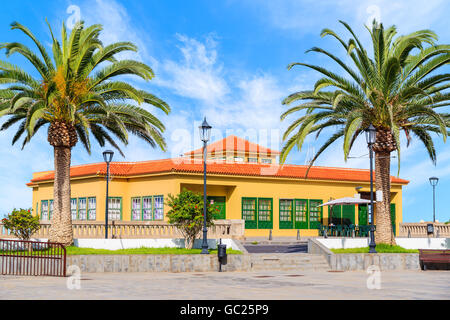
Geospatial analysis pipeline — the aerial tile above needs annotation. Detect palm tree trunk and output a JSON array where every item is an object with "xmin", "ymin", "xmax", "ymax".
[
  {"xmin": 374, "ymin": 150, "xmax": 396, "ymax": 245},
  {"xmin": 48, "ymin": 146, "xmax": 73, "ymax": 246}
]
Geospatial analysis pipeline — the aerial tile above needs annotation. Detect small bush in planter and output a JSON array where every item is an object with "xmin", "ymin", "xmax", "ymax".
[
  {"xmin": 166, "ymin": 189, "xmax": 217, "ymax": 249},
  {"xmin": 2, "ymin": 208, "xmax": 40, "ymax": 241}
]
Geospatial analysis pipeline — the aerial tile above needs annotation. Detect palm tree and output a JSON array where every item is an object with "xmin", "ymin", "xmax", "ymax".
[
  {"xmin": 0, "ymin": 21, "xmax": 170, "ymax": 246},
  {"xmin": 281, "ymin": 20, "xmax": 450, "ymax": 245}
]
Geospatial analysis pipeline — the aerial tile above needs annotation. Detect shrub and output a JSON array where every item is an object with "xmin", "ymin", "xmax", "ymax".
[
  {"xmin": 2, "ymin": 208, "xmax": 40, "ymax": 241},
  {"xmin": 166, "ymin": 189, "xmax": 216, "ymax": 249}
]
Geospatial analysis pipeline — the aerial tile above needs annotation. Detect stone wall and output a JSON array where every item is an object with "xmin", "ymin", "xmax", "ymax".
[
  {"xmin": 308, "ymin": 239, "xmax": 420, "ymax": 271},
  {"xmin": 67, "ymin": 254, "xmax": 251, "ymax": 273},
  {"xmin": 330, "ymin": 253, "xmax": 420, "ymax": 271}
]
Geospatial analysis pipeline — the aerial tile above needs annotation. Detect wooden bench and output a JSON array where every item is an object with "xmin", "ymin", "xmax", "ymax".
[{"xmin": 419, "ymin": 249, "xmax": 450, "ymax": 271}]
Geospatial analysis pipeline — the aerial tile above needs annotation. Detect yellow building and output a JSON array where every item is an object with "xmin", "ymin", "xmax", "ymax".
[{"xmin": 27, "ymin": 135, "xmax": 409, "ymax": 237}]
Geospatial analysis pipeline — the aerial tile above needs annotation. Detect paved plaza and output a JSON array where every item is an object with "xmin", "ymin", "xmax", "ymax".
[{"xmin": 0, "ymin": 270, "xmax": 448, "ymax": 300}]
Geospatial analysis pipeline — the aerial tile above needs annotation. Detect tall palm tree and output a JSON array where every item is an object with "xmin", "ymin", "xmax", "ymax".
[
  {"xmin": 0, "ymin": 21, "xmax": 170, "ymax": 246},
  {"xmin": 281, "ymin": 20, "xmax": 450, "ymax": 245}
]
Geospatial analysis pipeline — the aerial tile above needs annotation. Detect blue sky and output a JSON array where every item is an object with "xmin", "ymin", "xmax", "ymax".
[{"xmin": 0, "ymin": 0, "xmax": 449, "ymax": 223}]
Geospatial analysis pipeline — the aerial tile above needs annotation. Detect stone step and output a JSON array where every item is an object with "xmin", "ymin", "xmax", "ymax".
[
  {"xmin": 248, "ymin": 254, "xmax": 330, "ymax": 271},
  {"xmin": 243, "ymin": 241, "xmax": 308, "ymax": 245}
]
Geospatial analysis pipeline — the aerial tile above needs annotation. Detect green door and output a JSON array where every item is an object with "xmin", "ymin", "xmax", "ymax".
[
  {"xmin": 294, "ymin": 199, "xmax": 308, "ymax": 229},
  {"xmin": 390, "ymin": 203, "xmax": 396, "ymax": 236},
  {"xmin": 208, "ymin": 196, "xmax": 226, "ymax": 219},
  {"xmin": 331, "ymin": 205, "xmax": 342, "ymax": 225},
  {"xmin": 342, "ymin": 205, "xmax": 355, "ymax": 225},
  {"xmin": 358, "ymin": 205, "xmax": 368, "ymax": 226},
  {"xmin": 308, "ymin": 199, "xmax": 323, "ymax": 229}
]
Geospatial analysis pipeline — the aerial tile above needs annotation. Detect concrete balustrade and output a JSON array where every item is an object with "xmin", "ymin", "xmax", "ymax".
[
  {"xmin": 399, "ymin": 223, "xmax": 450, "ymax": 238},
  {"xmin": 0, "ymin": 219, "xmax": 245, "ymax": 240}
]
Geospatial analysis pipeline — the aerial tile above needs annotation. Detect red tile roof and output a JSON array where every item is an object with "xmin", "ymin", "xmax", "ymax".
[
  {"xmin": 28, "ymin": 158, "xmax": 409, "ymax": 185},
  {"xmin": 184, "ymin": 135, "xmax": 280, "ymax": 156}
]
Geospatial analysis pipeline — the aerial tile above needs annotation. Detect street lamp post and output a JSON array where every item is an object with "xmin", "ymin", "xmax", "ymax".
[
  {"xmin": 429, "ymin": 177, "xmax": 439, "ymax": 223},
  {"xmin": 365, "ymin": 124, "xmax": 377, "ymax": 254},
  {"xmin": 103, "ymin": 150, "xmax": 114, "ymax": 239},
  {"xmin": 199, "ymin": 118, "xmax": 212, "ymax": 254}
]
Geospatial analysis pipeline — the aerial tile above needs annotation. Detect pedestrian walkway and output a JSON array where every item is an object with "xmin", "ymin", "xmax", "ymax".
[{"xmin": 1, "ymin": 270, "xmax": 448, "ymax": 300}]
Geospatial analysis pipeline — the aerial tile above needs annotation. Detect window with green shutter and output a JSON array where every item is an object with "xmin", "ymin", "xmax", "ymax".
[
  {"xmin": 71, "ymin": 198, "xmax": 77, "ymax": 220},
  {"xmin": 108, "ymin": 197, "xmax": 122, "ymax": 221},
  {"xmin": 309, "ymin": 199, "xmax": 323, "ymax": 229},
  {"xmin": 88, "ymin": 197, "xmax": 96, "ymax": 220},
  {"xmin": 258, "ymin": 198, "xmax": 273, "ymax": 229},
  {"xmin": 143, "ymin": 196, "xmax": 153, "ymax": 220},
  {"xmin": 131, "ymin": 197, "xmax": 142, "ymax": 220},
  {"xmin": 279, "ymin": 199, "xmax": 293, "ymax": 229},
  {"xmin": 242, "ymin": 198, "xmax": 257, "ymax": 229},
  {"xmin": 294, "ymin": 199, "xmax": 309, "ymax": 229},
  {"xmin": 41, "ymin": 200, "xmax": 49, "ymax": 221},
  {"xmin": 153, "ymin": 195, "xmax": 164, "ymax": 220},
  {"xmin": 78, "ymin": 198, "xmax": 87, "ymax": 220},
  {"xmin": 49, "ymin": 200, "xmax": 54, "ymax": 221},
  {"xmin": 130, "ymin": 195, "xmax": 164, "ymax": 221}
]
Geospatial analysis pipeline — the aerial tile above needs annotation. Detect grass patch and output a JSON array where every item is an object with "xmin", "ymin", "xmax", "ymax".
[
  {"xmin": 0, "ymin": 246, "xmax": 242, "ymax": 255},
  {"xmin": 331, "ymin": 244, "xmax": 419, "ymax": 254},
  {"xmin": 66, "ymin": 246, "xmax": 242, "ymax": 255},
  {"xmin": 251, "ymin": 241, "xmax": 258, "ymax": 245}
]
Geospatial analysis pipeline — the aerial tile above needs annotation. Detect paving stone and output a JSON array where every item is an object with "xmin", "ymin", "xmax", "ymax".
[{"xmin": 0, "ymin": 270, "xmax": 448, "ymax": 300}]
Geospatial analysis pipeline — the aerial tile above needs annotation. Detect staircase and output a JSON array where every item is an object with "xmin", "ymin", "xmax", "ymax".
[{"xmin": 248, "ymin": 253, "xmax": 330, "ymax": 271}]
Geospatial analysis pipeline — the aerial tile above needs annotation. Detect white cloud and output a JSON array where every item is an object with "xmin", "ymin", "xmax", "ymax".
[
  {"xmin": 242, "ymin": 0, "xmax": 449, "ymax": 37},
  {"xmin": 76, "ymin": 0, "xmax": 155, "ymax": 62},
  {"xmin": 155, "ymin": 34, "xmax": 230, "ymax": 103},
  {"xmin": 0, "ymin": 127, "xmax": 53, "ymax": 217}
]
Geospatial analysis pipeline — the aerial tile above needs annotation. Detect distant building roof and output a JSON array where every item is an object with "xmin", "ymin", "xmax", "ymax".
[
  {"xmin": 184, "ymin": 135, "xmax": 280, "ymax": 156},
  {"xmin": 27, "ymin": 158, "xmax": 409, "ymax": 186}
]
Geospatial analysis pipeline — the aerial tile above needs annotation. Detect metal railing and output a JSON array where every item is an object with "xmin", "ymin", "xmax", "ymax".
[{"xmin": 0, "ymin": 239, "xmax": 66, "ymax": 277}]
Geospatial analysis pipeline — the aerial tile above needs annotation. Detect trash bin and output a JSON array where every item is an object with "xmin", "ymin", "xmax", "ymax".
[
  {"xmin": 427, "ymin": 224, "xmax": 434, "ymax": 236},
  {"xmin": 217, "ymin": 239, "xmax": 227, "ymax": 272}
]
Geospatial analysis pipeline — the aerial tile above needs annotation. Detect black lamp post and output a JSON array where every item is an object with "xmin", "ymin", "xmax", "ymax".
[
  {"xmin": 429, "ymin": 177, "xmax": 439, "ymax": 223},
  {"xmin": 199, "ymin": 118, "xmax": 212, "ymax": 254},
  {"xmin": 365, "ymin": 124, "xmax": 377, "ymax": 253},
  {"xmin": 103, "ymin": 150, "xmax": 114, "ymax": 239}
]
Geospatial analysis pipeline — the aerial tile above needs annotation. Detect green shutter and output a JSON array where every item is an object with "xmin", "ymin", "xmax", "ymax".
[
  {"xmin": 208, "ymin": 196, "xmax": 226, "ymax": 220},
  {"xmin": 342, "ymin": 205, "xmax": 355, "ymax": 225},
  {"xmin": 257, "ymin": 198, "xmax": 273, "ymax": 229},
  {"xmin": 294, "ymin": 199, "xmax": 308, "ymax": 229},
  {"xmin": 331, "ymin": 205, "xmax": 342, "ymax": 225},
  {"xmin": 308, "ymin": 199, "xmax": 323, "ymax": 229},
  {"xmin": 358, "ymin": 205, "xmax": 368, "ymax": 226},
  {"xmin": 279, "ymin": 199, "xmax": 293, "ymax": 229},
  {"xmin": 242, "ymin": 198, "xmax": 257, "ymax": 229},
  {"xmin": 390, "ymin": 203, "xmax": 396, "ymax": 236}
]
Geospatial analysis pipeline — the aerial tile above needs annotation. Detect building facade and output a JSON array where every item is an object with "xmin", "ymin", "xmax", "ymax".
[{"xmin": 27, "ymin": 136, "xmax": 409, "ymax": 237}]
